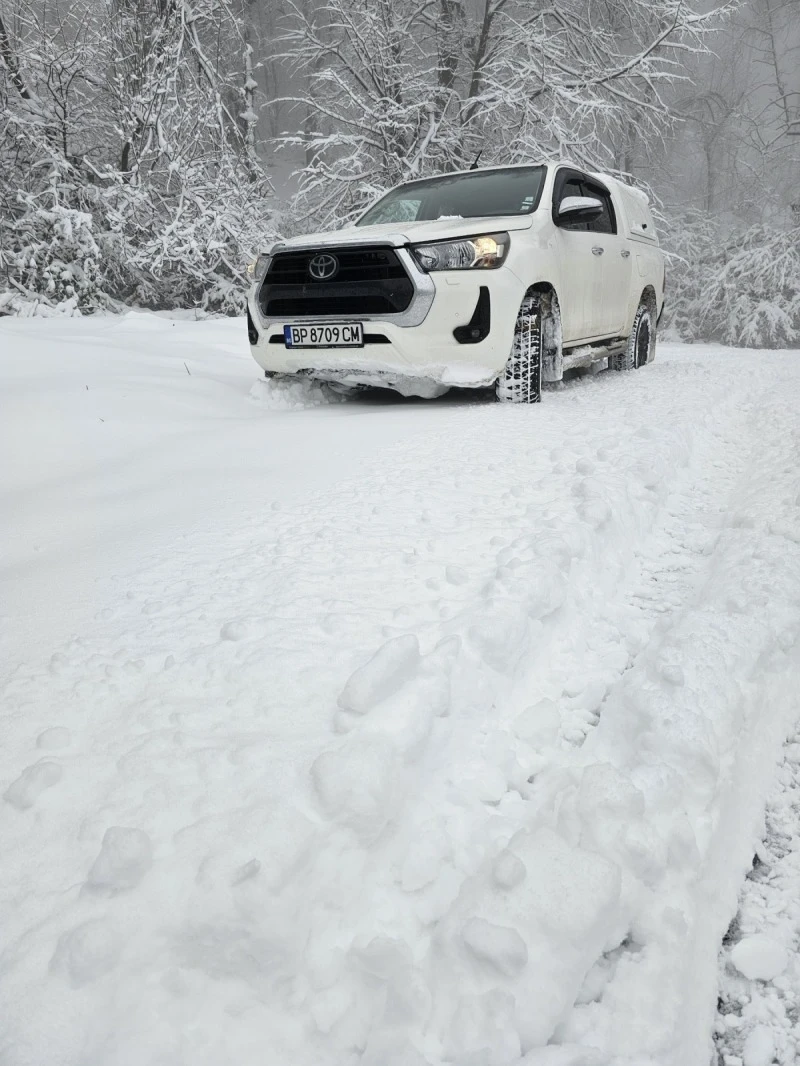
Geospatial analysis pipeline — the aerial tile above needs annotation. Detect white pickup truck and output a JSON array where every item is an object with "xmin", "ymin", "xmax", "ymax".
[{"xmin": 247, "ymin": 162, "xmax": 665, "ymax": 402}]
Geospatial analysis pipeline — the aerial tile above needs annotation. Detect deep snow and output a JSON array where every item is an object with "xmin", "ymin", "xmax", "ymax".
[{"xmin": 2, "ymin": 315, "xmax": 800, "ymax": 1066}]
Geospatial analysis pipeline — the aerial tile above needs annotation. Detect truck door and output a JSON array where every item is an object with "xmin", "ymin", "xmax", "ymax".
[
  {"xmin": 582, "ymin": 178, "xmax": 633, "ymax": 338},
  {"xmin": 552, "ymin": 170, "xmax": 601, "ymax": 343}
]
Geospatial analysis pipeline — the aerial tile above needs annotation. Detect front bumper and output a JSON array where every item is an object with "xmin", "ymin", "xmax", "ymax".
[{"xmin": 247, "ymin": 266, "xmax": 526, "ymax": 395}]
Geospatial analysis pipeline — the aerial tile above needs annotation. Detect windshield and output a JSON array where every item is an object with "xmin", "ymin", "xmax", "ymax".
[{"xmin": 356, "ymin": 166, "xmax": 546, "ymax": 227}]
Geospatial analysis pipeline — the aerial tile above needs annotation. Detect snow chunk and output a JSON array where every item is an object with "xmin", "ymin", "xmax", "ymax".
[
  {"xmin": 219, "ymin": 619, "xmax": 253, "ymax": 641},
  {"xmin": 445, "ymin": 565, "xmax": 469, "ymax": 586},
  {"xmin": 249, "ymin": 376, "xmax": 345, "ymax": 410},
  {"xmin": 338, "ymin": 634, "xmax": 420, "ymax": 715},
  {"xmin": 514, "ymin": 698, "xmax": 561, "ymax": 747},
  {"xmin": 468, "ymin": 601, "xmax": 530, "ymax": 671},
  {"xmin": 401, "ymin": 821, "xmax": 448, "ymax": 891},
  {"xmin": 231, "ymin": 858, "xmax": 260, "ymax": 885},
  {"xmin": 462, "ymin": 917, "xmax": 528, "ymax": 977},
  {"xmin": 742, "ymin": 1025, "xmax": 776, "ymax": 1066},
  {"xmin": 493, "ymin": 848, "xmax": 527, "ymax": 890},
  {"xmin": 219, "ymin": 618, "xmax": 247, "ymax": 639},
  {"xmin": 351, "ymin": 935, "xmax": 412, "ymax": 980},
  {"xmin": 730, "ymin": 935, "xmax": 788, "ymax": 981},
  {"xmin": 458, "ymin": 759, "xmax": 508, "ymax": 804},
  {"xmin": 50, "ymin": 920, "xmax": 123, "ymax": 987},
  {"xmin": 3, "ymin": 760, "xmax": 62, "ymax": 809},
  {"xmin": 660, "ymin": 663, "xmax": 685, "ymax": 686},
  {"xmin": 310, "ymin": 736, "xmax": 400, "ymax": 842},
  {"xmin": 513, "ymin": 827, "xmax": 622, "ymax": 943},
  {"xmin": 86, "ymin": 827, "xmax": 153, "ymax": 892},
  {"xmin": 36, "ymin": 726, "xmax": 71, "ymax": 749},
  {"xmin": 446, "ymin": 988, "xmax": 520, "ymax": 1065}
]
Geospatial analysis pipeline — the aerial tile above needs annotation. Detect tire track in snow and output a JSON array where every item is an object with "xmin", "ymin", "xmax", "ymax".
[
  {"xmin": 545, "ymin": 375, "xmax": 800, "ymax": 1064},
  {"xmin": 496, "ymin": 359, "xmax": 761, "ymax": 761},
  {"xmin": 535, "ymin": 407, "xmax": 766, "ymax": 1056},
  {"xmin": 381, "ymin": 362, "xmax": 796, "ymax": 1065}
]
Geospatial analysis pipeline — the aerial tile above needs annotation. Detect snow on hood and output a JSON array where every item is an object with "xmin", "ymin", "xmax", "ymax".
[{"xmin": 273, "ymin": 213, "xmax": 536, "ymax": 251}]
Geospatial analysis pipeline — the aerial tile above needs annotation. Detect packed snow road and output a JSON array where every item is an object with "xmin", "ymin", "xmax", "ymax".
[{"xmin": 2, "ymin": 315, "xmax": 800, "ymax": 1066}]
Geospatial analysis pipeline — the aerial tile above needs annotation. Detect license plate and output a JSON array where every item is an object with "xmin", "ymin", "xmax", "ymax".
[{"xmin": 284, "ymin": 323, "xmax": 363, "ymax": 348}]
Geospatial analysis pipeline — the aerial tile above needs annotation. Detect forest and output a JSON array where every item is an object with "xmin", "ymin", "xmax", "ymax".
[{"xmin": 1, "ymin": 0, "xmax": 798, "ymax": 346}]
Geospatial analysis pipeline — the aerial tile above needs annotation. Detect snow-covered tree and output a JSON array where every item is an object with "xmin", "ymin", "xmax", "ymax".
[
  {"xmin": 277, "ymin": 0, "xmax": 723, "ymax": 228},
  {"xmin": 0, "ymin": 0, "xmax": 275, "ymax": 314},
  {"xmin": 654, "ymin": 0, "xmax": 800, "ymax": 346},
  {"xmin": 661, "ymin": 0, "xmax": 800, "ymax": 224},
  {"xmin": 663, "ymin": 215, "xmax": 800, "ymax": 348}
]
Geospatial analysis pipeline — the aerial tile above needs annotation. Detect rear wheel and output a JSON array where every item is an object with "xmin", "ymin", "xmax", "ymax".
[
  {"xmin": 613, "ymin": 298, "xmax": 656, "ymax": 372},
  {"xmin": 497, "ymin": 290, "xmax": 561, "ymax": 404}
]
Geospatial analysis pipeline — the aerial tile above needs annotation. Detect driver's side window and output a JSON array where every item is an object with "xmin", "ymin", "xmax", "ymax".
[
  {"xmin": 368, "ymin": 198, "xmax": 422, "ymax": 224},
  {"xmin": 557, "ymin": 178, "xmax": 587, "ymax": 232}
]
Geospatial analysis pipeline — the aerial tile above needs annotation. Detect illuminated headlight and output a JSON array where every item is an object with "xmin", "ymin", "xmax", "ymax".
[
  {"xmin": 248, "ymin": 254, "xmax": 271, "ymax": 283},
  {"xmin": 411, "ymin": 232, "xmax": 510, "ymax": 271}
]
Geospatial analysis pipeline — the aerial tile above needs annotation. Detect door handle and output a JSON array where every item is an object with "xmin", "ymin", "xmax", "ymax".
[
  {"xmin": 592, "ymin": 246, "xmax": 604, "ymax": 256},
  {"xmin": 621, "ymin": 249, "xmax": 631, "ymax": 259}
]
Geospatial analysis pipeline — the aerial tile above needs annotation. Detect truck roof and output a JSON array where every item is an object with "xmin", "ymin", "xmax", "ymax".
[
  {"xmin": 384, "ymin": 162, "xmax": 659, "ymax": 243},
  {"xmin": 398, "ymin": 161, "xmax": 650, "ymax": 201}
]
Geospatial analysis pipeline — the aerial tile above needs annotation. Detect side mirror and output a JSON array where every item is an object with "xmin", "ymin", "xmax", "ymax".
[{"xmin": 556, "ymin": 195, "xmax": 604, "ymax": 224}]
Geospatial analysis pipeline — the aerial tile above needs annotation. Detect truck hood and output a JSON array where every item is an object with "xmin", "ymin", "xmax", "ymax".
[{"xmin": 271, "ymin": 214, "xmax": 535, "ymax": 252}]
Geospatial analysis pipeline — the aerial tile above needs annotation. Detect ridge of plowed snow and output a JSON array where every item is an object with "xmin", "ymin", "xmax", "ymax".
[
  {"xmin": 715, "ymin": 720, "xmax": 800, "ymax": 1066},
  {"xmin": 2, "ymin": 317, "xmax": 800, "ymax": 1066}
]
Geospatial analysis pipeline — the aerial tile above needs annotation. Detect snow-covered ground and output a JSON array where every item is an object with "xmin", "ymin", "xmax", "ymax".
[{"xmin": 2, "ymin": 315, "xmax": 800, "ymax": 1066}]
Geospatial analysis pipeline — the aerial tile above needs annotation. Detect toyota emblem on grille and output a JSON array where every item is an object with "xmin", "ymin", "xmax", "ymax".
[{"xmin": 308, "ymin": 253, "xmax": 339, "ymax": 281}]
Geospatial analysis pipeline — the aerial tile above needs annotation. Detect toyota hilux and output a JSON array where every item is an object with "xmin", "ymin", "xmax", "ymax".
[{"xmin": 246, "ymin": 162, "xmax": 665, "ymax": 403}]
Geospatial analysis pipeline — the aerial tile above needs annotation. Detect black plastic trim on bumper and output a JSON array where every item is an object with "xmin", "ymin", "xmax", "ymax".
[
  {"xmin": 247, "ymin": 307, "xmax": 259, "ymax": 345},
  {"xmin": 453, "ymin": 287, "xmax": 491, "ymax": 344}
]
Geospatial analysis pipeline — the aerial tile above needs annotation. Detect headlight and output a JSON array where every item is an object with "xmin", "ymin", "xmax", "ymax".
[
  {"xmin": 249, "ymin": 254, "xmax": 271, "ymax": 283},
  {"xmin": 411, "ymin": 232, "xmax": 510, "ymax": 271}
]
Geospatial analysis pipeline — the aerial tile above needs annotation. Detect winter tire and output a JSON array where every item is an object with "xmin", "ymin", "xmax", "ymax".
[
  {"xmin": 497, "ymin": 291, "xmax": 561, "ymax": 404},
  {"xmin": 613, "ymin": 298, "xmax": 656, "ymax": 372}
]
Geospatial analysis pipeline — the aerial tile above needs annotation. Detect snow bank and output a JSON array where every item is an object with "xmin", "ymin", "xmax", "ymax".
[{"xmin": 715, "ymin": 711, "xmax": 800, "ymax": 1065}]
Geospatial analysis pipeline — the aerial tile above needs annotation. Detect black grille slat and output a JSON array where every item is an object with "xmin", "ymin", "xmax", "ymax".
[
  {"xmin": 259, "ymin": 246, "xmax": 414, "ymax": 318},
  {"xmin": 266, "ymin": 291, "xmax": 408, "ymax": 317},
  {"xmin": 267, "ymin": 249, "xmax": 406, "ymax": 283}
]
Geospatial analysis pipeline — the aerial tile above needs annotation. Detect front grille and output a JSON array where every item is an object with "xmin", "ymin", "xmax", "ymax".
[{"xmin": 259, "ymin": 246, "xmax": 414, "ymax": 318}]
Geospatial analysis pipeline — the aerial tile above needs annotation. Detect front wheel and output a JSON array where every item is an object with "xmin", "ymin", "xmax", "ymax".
[
  {"xmin": 613, "ymin": 299, "xmax": 656, "ymax": 372},
  {"xmin": 497, "ymin": 290, "xmax": 561, "ymax": 404}
]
